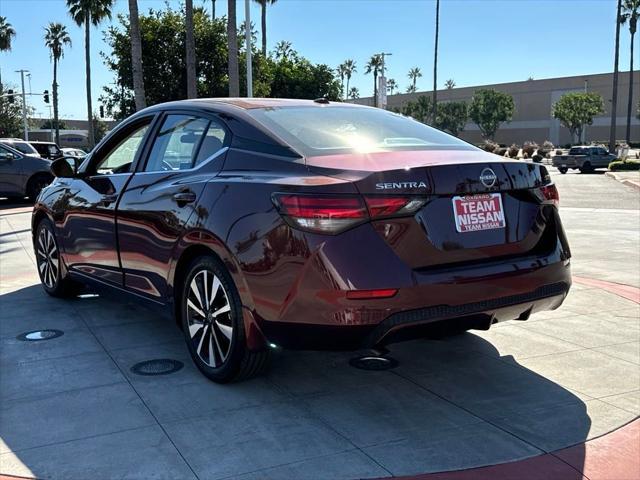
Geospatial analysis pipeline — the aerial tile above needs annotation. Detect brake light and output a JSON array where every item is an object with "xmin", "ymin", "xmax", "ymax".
[
  {"xmin": 273, "ymin": 194, "xmax": 426, "ymax": 234},
  {"xmin": 346, "ymin": 288, "xmax": 398, "ymax": 300},
  {"xmin": 540, "ymin": 184, "xmax": 559, "ymax": 207}
]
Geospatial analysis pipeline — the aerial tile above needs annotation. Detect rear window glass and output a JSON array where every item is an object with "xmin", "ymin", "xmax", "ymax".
[
  {"xmin": 569, "ymin": 147, "xmax": 586, "ymax": 155},
  {"xmin": 247, "ymin": 106, "xmax": 473, "ymax": 157}
]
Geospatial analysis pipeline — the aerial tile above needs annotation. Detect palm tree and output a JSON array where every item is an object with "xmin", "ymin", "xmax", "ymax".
[
  {"xmin": 406, "ymin": 84, "xmax": 417, "ymax": 94},
  {"xmin": 432, "ymin": 0, "xmax": 440, "ymax": 123},
  {"xmin": 128, "ymin": 0, "xmax": 146, "ymax": 110},
  {"xmin": 343, "ymin": 59, "xmax": 356, "ymax": 101},
  {"xmin": 407, "ymin": 67, "xmax": 422, "ymax": 92},
  {"xmin": 621, "ymin": 0, "xmax": 639, "ymax": 145},
  {"xmin": 185, "ymin": 0, "xmax": 197, "ymax": 98},
  {"xmin": 365, "ymin": 54, "xmax": 383, "ymax": 107},
  {"xmin": 0, "ymin": 16, "xmax": 16, "ymax": 86},
  {"xmin": 336, "ymin": 63, "xmax": 347, "ymax": 99},
  {"xmin": 67, "ymin": 0, "xmax": 114, "ymax": 149},
  {"xmin": 253, "ymin": 0, "xmax": 277, "ymax": 57},
  {"xmin": 227, "ymin": 0, "xmax": 239, "ymax": 96},
  {"xmin": 212, "ymin": 0, "xmax": 216, "ymax": 19},
  {"xmin": 274, "ymin": 40, "xmax": 292, "ymax": 61},
  {"xmin": 386, "ymin": 78, "xmax": 397, "ymax": 95},
  {"xmin": 610, "ymin": 0, "xmax": 623, "ymax": 152},
  {"xmin": 445, "ymin": 78, "xmax": 456, "ymax": 89},
  {"xmin": 348, "ymin": 87, "xmax": 359, "ymax": 100},
  {"xmin": 44, "ymin": 23, "xmax": 72, "ymax": 145}
]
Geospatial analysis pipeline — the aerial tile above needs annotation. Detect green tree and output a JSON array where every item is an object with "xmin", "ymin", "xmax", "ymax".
[
  {"xmin": 365, "ymin": 54, "xmax": 383, "ymax": 107},
  {"xmin": 348, "ymin": 87, "xmax": 359, "ymax": 100},
  {"xmin": 0, "ymin": 85, "xmax": 30, "ymax": 137},
  {"xmin": 185, "ymin": 0, "xmax": 197, "ymax": 98},
  {"xmin": 552, "ymin": 92, "xmax": 604, "ymax": 143},
  {"xmin": 128, "ymin": 0, "xmax": 146, "ymax": 110},
  {"xmin": 67, "ymin": 0, "xmax": 114, "ymax": 148},
  {"xmin": 342, "ymin": 59, "xmax": 356, "ymax": 101},
  {"xmin": 336, "ymin": 63, "xmax": 346, "ymax": 99},
  {"xmin": 227, "ymin": 0, "xmax": 239, "ymax": 96},
  {"xmin": 92, "ymin": 112, "xmax": 108, "ymax": 143},
  {"xmin": 444, "ymin": 78, "xmax": 455, "ymax": 89},
  {"xmin": 469, "ymin": 88, "xmax": 515, "ymax": 140},
  {"xmin": 0, "ymin": 16, "xmax": 16, "ymax": 86},
  {"xmin": 41, "ymin": 118, "xmax": 67, "ymax": 130},
  {"xmin": 253, "ymin": 0, "xmax": 277, "ymax": 56},
  {"xmin": 274, "ymin": 40, "xmax": 292, "ymax": 61},
  {"xmin": 407, "ymin": 67, "xmax": 422, "ymax": 92},
  {"xmin": 432, "ymin": 0, "xmax": 440, "ymax": 123},
  {"xmin": 435, "ymin": 101, "xmax": 468, "ymax": 136},
  {"xmin": 621, "ymin": 0, "xmax": 639, "ymax": 144},
  {"xmin": 44, "ymin": 22, "xmax": 72, "ymax": 146},
  {"xmin": 405, "ymin": 84, "xmax": 416, "ymax": 93},
  {"xmin": 386, "ymin": 78, "xmax": 397, "ymax": 95}
]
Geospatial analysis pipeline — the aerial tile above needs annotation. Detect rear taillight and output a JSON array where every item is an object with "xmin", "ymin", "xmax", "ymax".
[
  {"xmin": 540, "ymin": 184, "xmax": 559, "ymax": 207},
  {"xmin": 273, "ymin": 194, "xmax": 426, "ymax": 234}
]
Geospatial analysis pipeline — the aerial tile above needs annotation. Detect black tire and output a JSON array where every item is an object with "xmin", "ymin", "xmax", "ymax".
[
  {"xmin": 27, "ymin": 174, "xmax": 53, "ymax": 202},
  {"xmin": 558, "ymin": 167, "xmax": 568, "ymax": 174},
  {"xmin": 35, "ymin": 218, "xmax": 80, "ymax": 297},
  {"xmin": 179, "ymin": 255, "xmax": 270, "ymax": 383},
  {"xmin": 579, "ymin": 162, "xmax": 593, "ymax": 174}
]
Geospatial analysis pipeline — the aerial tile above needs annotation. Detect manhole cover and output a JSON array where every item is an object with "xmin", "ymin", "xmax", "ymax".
[
  {"xmin": 17, "ymin": 329, "xmax": 64, "ymax": 342},
  {"xmin": 349, "ymin": 355, "xmax": 398, "ymax": 371},
  {"xmin": 131, "ymin": 359, "xmax": 184, "ymax": 376}
]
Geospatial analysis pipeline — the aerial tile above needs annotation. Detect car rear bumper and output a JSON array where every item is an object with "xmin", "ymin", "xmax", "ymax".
[{"xmin": 257, "ymin": 255, "xmax": 572, "ymax": 350}]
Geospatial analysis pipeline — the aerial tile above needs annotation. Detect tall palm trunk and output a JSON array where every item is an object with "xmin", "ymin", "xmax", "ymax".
[
  {"xmin": 373, "ymin": 72, "xmax": 378, "ymax": 108},
  {"xmin": 129, "ymin": 0, "xmax": 146, "ymax": 110},
  {"xmin": 609, "ymin": 0, "xmax": 623, "ymax": 153},
  {"xmin": 227, "ymin": 0, "xmax": 239, "ymax": 96},
  {"xmin": 185, "ymin": 0, "xmax": 197, "ymax": 98},
  {"xmin": 345, "ymin": 75, "xmax": 351, "ymax": 101},
  {"xmin": 212, "ymin": 0, "xmax": 216, "ymax": 19},
  {"xmin": 84, "ymin": 11, "xmax": 95, "ymax": 148},
  {"xmin": 261, "ymin": 3, "xmax": 267, "ymax": 56},
  {"xmin": 53, "ymin": 57, "xmax": 60, "ymax": 145},
  {"xmin": 432, "ymin": 0, "xmax": 440, "ymax": 124},
  {"xmin": 626, "ymin": 28, "xmax": 636, "ymax": 144}
]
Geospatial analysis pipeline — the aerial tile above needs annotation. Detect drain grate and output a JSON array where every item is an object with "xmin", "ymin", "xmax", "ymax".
[
  {"xmin": 17, "ymin": 329, "xmax": 64, "ymax": 342},
  {"xmin": 349, "ymin": 355, "xmax": 398, "ymax": 371},
  {"xmin": 131, "ymin": 359, "xmax": 184, "ymax": 376}
]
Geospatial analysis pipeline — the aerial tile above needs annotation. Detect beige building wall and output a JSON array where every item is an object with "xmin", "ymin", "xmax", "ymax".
[{"xmin": 353, "ymin": 72, "xmax": 640, "ymax": 146}]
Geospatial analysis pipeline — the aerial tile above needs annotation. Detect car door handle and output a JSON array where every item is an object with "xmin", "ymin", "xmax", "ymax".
[
  {"xmin": 99, "ymin": 194, "xmax": 118, "ymax": 205},
  {"xmin": 172, "ymin": 191, "xmax": 196, "ymax": 204}
]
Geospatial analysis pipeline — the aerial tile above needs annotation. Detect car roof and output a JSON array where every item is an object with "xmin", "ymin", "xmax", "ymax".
[
  {"xmin": 29, "ymin": 141, "xmax": 57, "ymax": 145},
  {"xmin": 141, "ymin": 98, "xmax": 365, "ymax": 113}
]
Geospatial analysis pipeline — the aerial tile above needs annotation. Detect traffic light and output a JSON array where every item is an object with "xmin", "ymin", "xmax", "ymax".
[
  {"xmin": 99, "ymin": 105, "xmax": 104, "ymax": 118},
  {"xmin": 43, "ymin": 90, "xmax": 50, "ymax": 104},
  {"xmin": 7, "ymin": 90, "xmax": 14, "ymax": 104}
]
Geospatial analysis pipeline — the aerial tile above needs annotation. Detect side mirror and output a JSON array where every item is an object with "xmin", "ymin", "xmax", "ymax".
[
  {"xmin": 50, "ymin": 157, "xmax": 75, "ymax": 178},
  {"xmin": 0, "ymin": 152, "xmax": 16, "ymax": 163}
]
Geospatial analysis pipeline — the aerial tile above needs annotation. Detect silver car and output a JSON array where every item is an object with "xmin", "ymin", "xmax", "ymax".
[{"xmin": 0, "ymin": 143, "xmax": 53, "ymax": 201}]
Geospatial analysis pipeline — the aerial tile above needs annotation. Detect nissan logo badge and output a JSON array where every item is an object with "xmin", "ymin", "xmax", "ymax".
[{"xmin": 479, "ymin": 168, "xmax": 498, "ymax": 188}]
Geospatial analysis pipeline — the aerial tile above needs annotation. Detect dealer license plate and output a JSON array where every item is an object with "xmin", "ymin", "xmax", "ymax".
[{"xmin": 452, "ymin": 193, "xmax": 506, "ymax": 233}]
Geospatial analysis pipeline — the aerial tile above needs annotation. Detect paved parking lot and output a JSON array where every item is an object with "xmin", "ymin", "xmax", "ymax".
[{"xmin": 0, "ymin": 169, "xmax": 638, "ymax": 479}]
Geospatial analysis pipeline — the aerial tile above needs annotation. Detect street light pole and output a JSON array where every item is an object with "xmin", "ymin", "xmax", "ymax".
[
  {"xmin": 245, "ymin": 0, "xmax": 253, "ymax": 97},
  {"xmin": 16, "ymin": 69, "xmax": 29, "ymax": 141},
  {"xmin": 379, "ymin": 52, "xmax": 392, "ymax": 109}
]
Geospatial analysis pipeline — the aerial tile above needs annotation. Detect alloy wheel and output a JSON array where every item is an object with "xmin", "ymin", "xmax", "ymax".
[
  {"xmin": 186, "ymin": 269, "xmax": 233, "ymax": 367},
  {"xmin": 37, "ymin": 227, "xmax": 59, "ymax": 288}
]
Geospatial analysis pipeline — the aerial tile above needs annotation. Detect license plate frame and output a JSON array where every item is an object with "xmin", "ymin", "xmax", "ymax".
[{"xmin": 452, "ymin": 193, "xmax": 506, "ymax": 233}]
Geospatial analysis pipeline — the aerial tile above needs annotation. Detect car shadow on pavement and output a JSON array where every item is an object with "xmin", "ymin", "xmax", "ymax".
[{"xmin": 0, "ymin": 284, "xmax": 589, "ymax": 479}]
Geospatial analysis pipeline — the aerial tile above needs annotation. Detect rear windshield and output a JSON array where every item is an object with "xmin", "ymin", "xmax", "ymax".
[
  {"xmin": 9, "ymin": 141, "xmax": 39, "ymax": 155},
  {"xmin": 247, "ymin": 106, "xmax": 473, "ymax": 157},
  {"xmin": 569, "ymin": 147, "xmax": 586, "ymax": 155}
]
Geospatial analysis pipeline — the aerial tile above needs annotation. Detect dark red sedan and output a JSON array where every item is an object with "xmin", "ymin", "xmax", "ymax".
[{"xmin": 32, "ymin": 98, "xmax": 571, "ymax": 382}]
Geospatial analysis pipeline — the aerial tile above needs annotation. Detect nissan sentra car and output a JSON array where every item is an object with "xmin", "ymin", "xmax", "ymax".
[{"xmin": 32, "ymin": 98, "xmax": 571, "ymax": 382}]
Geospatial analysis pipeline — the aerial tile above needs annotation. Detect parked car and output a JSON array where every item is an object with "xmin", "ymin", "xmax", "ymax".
[
  {"xmin": 32, "ymin": 98, "xmax": 572, "ymax": 383},
  {"xmin": 0, "ymin": 143, "xmax": 54, "ymax": 201},
  {"xmin": 0, "ymin": 138, "xmax": 41, "ymax": 157},
  {"xmin": 61, "ymin": 147, "xmax": 87, "ymax": 159},
  {"xmin": 30, "ymin": 141, "xmax": 64, "ymax": 160},
  {"xmin": 553, "ymin": 146, "xmax": 617, "ymax": 174}
]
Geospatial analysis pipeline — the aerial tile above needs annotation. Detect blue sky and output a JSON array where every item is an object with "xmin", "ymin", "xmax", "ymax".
[{"xmin": 0, "ymin": 0, "xmax": 635, "ymax": 120}]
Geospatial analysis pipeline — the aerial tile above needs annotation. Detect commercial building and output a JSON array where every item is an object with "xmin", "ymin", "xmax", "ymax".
[{"xmin": 354, "ymin": 71, "xmax": 639, "ymax": 146}]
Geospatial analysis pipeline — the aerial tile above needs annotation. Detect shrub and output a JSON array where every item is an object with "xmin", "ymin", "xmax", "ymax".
[
  {"xmin": 609, "ymin": 160, "xmax": 640, "ymax": 171},
  {"xmin": 508, "ymin": 144, "xmax": 520, "ymax": 158},
  {"xmin": 494, "ymin": 147, "xmax": 508, "ymax": 156},
  {"xmin": 522, "ymin": 141, "xmax": 538, "ymax": 157},
  {"xmin": 532, "ymin": 154, "xmax": 543, "ymax": 163},
  {"xmin": 538, "ymin": 140, "xmax": 554, "ymax": 158},
  {"xmin": 523, "ymin": 152, "xmax": 530, "ymax": 159},
  {"xmin": 555, "ymin": 149, "xmax": 563, "ymax": 155},
  {"xmin": 482, "ymin": 140, "xmax": 499, "ymax": 152}
]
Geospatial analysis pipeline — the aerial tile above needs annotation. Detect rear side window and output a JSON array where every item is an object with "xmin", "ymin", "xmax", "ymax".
[
  {"xmin": 144, "ymin": 114, "xmax": 227, "ymax": 172},
  {"xmin": 569, "ymin": 147, "xmax": 585, "ymax": 155},
  {"xmin": 247, "ymin": 106, "xmax": 472, "ymax": 157},
  {"xmin": 8, "ymin": 141, "xmax": 38, "ymax": 156}
]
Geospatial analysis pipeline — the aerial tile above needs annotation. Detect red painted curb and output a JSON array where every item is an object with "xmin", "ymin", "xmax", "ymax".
[{"xmin": 573, "ymin": 276, "xmax": 640, "ymax": 304}]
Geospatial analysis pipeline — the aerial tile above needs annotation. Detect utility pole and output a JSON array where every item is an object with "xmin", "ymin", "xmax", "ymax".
[
  {"xmin": 245, "ymin": 0, "xmax": 253, "ymax": 97},
  {"xmin": 16, "ymin": 69, "xmax": 29, "ymax": 141}
]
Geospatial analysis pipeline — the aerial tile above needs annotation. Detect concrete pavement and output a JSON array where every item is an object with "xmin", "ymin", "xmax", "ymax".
[{"xmin": 0, "ymin": 171, "xmax": 638, "ymax": 479}]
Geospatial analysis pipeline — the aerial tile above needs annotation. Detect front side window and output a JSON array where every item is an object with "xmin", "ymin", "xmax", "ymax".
[
  {"xmin": 247, "ymin": 106, "xmax": 473, "ymax": 157},
  {"xmin": 94, "ymin": 123, "xmax": 150, "ymax": 175},
  {"xmin": 144, "ymin": 114, "xmax": 228, "ymax": 172}
]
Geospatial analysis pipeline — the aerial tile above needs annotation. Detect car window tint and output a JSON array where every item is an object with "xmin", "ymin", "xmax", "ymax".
[
  {"xmin": 95, "ymin": 123, "xmax": 150, "ymax": 175},
  {"xmin": 193, "ymin": 120, "xmax": 227, "ymax": 167},
  {"xmin": 144, "ymin": 115, "xmax": 210, "ymax": 172}
]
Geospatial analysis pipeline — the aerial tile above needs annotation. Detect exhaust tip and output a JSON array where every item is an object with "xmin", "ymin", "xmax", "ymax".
[{"xmin": 349, "ymin": 353, "xmax": 398, "ymax": 371}]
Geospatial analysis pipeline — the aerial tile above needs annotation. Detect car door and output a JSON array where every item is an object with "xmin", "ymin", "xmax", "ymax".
[
  {"xmin": 116, "ymin": 112, "xmax": 230, "ymax": 300},
  {"xmin": 0, "ymin": 145, "xmax": 24, "ymax": 196},
  {"xmin": 60, "ymin": 116, "xmax": 156, "ymax": 285}
]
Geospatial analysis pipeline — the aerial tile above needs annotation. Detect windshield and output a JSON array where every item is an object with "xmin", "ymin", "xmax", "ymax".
[
  {"xmin": 9, "ymin": 141, "xmax": 39, "ymax": 156},
  {"xmin": 248, "ymin": 106, "xmax": 473, "ymax": 157}
]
